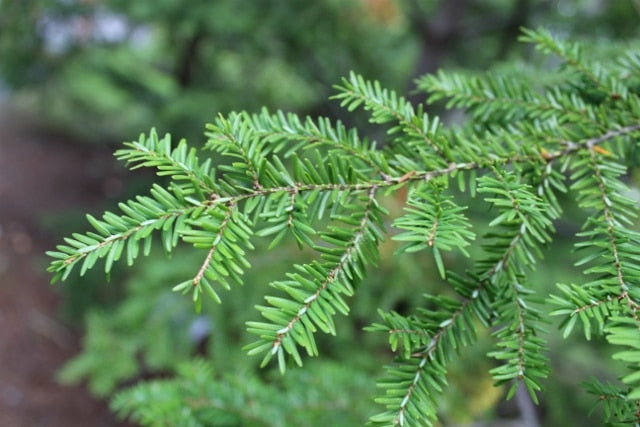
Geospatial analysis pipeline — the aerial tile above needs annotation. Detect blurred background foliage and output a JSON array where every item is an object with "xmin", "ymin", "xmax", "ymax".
[
  {"xmin": 2, "ymin": 0, "xmax": 640, "ymax": 425},
  {"xmin": 3, "ymin": 0, "xmax": 639, "ymax": 143}
]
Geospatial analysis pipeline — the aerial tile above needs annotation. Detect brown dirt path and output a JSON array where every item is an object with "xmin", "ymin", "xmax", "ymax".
[{"xmin": 0, "ymin": 106, "xmax": 132, "ymax": 426}]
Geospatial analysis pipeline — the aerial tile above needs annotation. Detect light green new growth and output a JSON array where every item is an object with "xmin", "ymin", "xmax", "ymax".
[{"xmin": 48, "ymin": 28, "xmax": 640, "ymax": 425}]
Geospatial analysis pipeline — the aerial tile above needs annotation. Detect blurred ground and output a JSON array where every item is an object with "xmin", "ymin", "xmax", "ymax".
[{"xmin": 0, "ymin": 106, "xmax": 132, "ymax": 426}]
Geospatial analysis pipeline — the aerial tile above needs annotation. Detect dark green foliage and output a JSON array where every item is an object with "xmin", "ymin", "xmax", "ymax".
[
  {"xmin": 57, "ymin": 250, "xmax": 206, "ymax": 397},
  {"xmin": 393, "ymin": 182, "xmax": 475, "ymax": 277},
  {"xmin": 49, "ymin": 29, "xmax": 640, "ymax": 425},
  {"xmin": 110, "ymin": 358, "xmax": 377, "ymax": 427}
]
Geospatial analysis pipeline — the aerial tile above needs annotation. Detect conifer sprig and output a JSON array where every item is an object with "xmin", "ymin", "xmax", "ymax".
[
  {"xmin": 246, "ymin": 186, "xmax": 385, "ymax": 372},
  {"xmin": 333, "ymin": 72, "xmax": 450, "ymax": 165},
  {"xmin": 48, "ymin": 28, "xmax": 640, "ymax": 425}
]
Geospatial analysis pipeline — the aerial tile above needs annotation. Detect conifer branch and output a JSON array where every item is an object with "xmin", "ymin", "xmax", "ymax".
[
  {"xmin": 192, "ymin": 201, "xmax": 237, "ymax": 287},
  {"xmin": 48, "ymin": 28, "xmax": 640, "ymax": 426},
  {"xmin": 519, "ymin": 27, "xmax": 607, "ymax": 91},
  {"xmin": 245, "ymin": 109, "xmax": 389, "ymax": 176},
  {"xmin": 248, "ymin": 186, "xmax": 384, "ymax": 372},
  {"xmin": 334, "ymin": 72, "xmax": 445, "ymax": 156},
  {"xmin": 116, "ymin": 130, "xmax": 217, "ymax": 195}
]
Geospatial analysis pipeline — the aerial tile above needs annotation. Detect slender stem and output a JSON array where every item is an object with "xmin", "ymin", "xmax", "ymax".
[{"xmin": 192, "ymin": 202, "xmax": 236, "ymax": 287}]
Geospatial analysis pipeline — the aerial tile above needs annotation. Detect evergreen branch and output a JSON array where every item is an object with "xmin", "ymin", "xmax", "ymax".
[
  {"xmin": 583, "ymin": 379, "xmax": 640, "ymax": 424},
  {"xmin": 519, "ymin": 27, "xmax": 607, "ymax": 91},
  {"xmin": 474, "ymin": 170, "xmax": 556, "ymax": 399},
  {"xmin": 111, "ymin": 358, "xmax": 375, "ymax": 427},
  {"xmin": 48, "ymin": 120, "xmax": 637, "ymax": 291},
  {"xmin": 589, "ymin": 150, "xmax": 632, "ymax": 297},
  {"xmin": 477, "ymin": 170, "xmax": 555, "ymax": 278},
  {"xmin": 205, "ymin": 113, "xmax": 264, "ymax": 192},
  {"xmin": 246, "ymin": 186, "xmax": 384, "ymax": 372},
  {"xmin": 580, "ymin": 123, "xmax": 640, "ymax": 151},
  {"xmin": 333, "ymin": 72, "xmax": 450, "ymax": 164},
  {"xmin": 371, "ymin": 215, "xmax": 548, "ymax": 426},
  {"xmin": 125, "ymin": 119, "xmax": 640, "ymax": 225},
  {"xmin": 245, "ymin": 108, "xmax": 391, "ymax": 177},
  {"xmin": 371, "ymin": 294, "xmax": 478, "ymax": 426},
  {"xmin": 115, "ymin": 129, "xmax": 217, "ymax": 196},
  {"xmin": 549, "ymin": 283, "xmax": 621, "ymax": 340},
  {"xmin": 174, "ymin": 202, "xmax": 255, "ymax": 308},
  {"xmin": 192, "ymin": 202, "xmax": 238, "ymax": 294},
  {"xmin": 47, "ymin": 184, "xmax": 197, "ymax": 282},
  {"xmin": 553, "ymin": 131, "xmax": 640, "ymax": 410},
  {"xmin": 48, "ymin": 31, "xmax": 640, "ymax": 426},
  {"xmin": 570, "ymin": 146, "xmax": 640, "ymax": 299},
  {"xmin": 367, "ymin": 295, "xmax": 470, "ymax": 360},
  {"xmin": 417, "ymin": 69, "xmax": 566, "ymax": 124},
  {"xmin": 393, "ymin": 181, "xmax": 475, "ymax": 278},
  {"xmin": 605, "ymin": 316, "xmax": 640, "ymax": 407},
  {"xmin": 488, "ymin": 285, "xmax": 548, "ymax": 403},
  {"xmin": 576, "ymin": 148, "xmax": 640, "ymax": 403}
]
